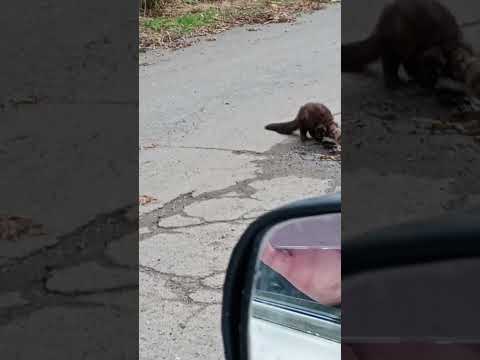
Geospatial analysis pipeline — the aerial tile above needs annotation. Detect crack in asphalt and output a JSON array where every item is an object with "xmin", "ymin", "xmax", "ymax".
[
  {"xmin": 140, "ymin": 140, "xmax": 340, "ymax": 236},
  {"xmin": 138, "ymin": 137, "xmax": 340, "ymax": 314},
  {"xmin": 140, "ymin": 265, "xmax": 224, "ymax": 285},
  {"xmin": 140, "ymin": 265, "xmax": 223, "ymax": 306},
  {"xmin": 139, "ymin": 180, "xmax": 258, "ymax": 238},
  {"xmin": 0, "ymin": 293, "xmax": 132, "ymax": 327},
  {"xmin": 156, "ymin": 214, "xmax": 257, "ymax": 232},
  {"xmin": 0, "ymin": 205, "xmax": 138, "ymax": 326},
  {"xmin": 141, "ymin": 144, "xmax": 265, "ymax": 156}
]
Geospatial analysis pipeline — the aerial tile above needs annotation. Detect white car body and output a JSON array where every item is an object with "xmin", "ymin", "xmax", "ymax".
[{"xmin": 250, "ymin": 317, "xmax": 340, "ymax": 360}]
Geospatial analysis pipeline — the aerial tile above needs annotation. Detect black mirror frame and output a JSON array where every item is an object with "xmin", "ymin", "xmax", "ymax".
[
  {"xmin": 343, "ymin": 206, "xmax": 480, "ymax": 277},
  {"xmin": 221, "ymin": 193, "xmax": 341, "ymax": 360}
]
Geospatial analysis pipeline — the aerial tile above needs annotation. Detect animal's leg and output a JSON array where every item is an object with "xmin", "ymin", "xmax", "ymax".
[
  {"xmin": 404, "ymin": 58, "xmax": 435, "ymax": 89},
  {"xmin": 403, "ymin": 58, "xmax": 419, "ymax": 81},
  {"xmin": 300, "ymin": 127, "xmax": 308, "ymax": 142},
  {"xmin": 382, "ymin": 53, "xmax": 402, "ymax": 89}
]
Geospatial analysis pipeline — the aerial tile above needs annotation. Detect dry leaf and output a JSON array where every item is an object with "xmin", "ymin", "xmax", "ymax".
[
  {"xmin": 139, "ymin": 195, "xmax": 157, "ymax": 206},
  {"xmin": 0, "ymin": 215, "xmax": 47, "ymax": 241},
  {"xmin": 143, "ymin": 143, "xmax": 160, "ymax": 150}
]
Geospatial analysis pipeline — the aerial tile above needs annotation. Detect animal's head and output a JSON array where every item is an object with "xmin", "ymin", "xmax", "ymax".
[
  {"xmin": 419, "ymin": 47, "xmax": 447, "ymax": 87},
  {"xmin": 447, "ymin": 46, "xmax": 476, "ymax": 82},
  {"xmin": 313, "ymin": 124, "xmax": 327, "ymax": 141},
  {"xmin": 470, "ymin": 79, "xmax": 480, "ymax": 100},
  {"xmin": 332, "ymin": 127, "xmax": 341, "ymax": 144},
  {"xmin": 466, "ymin": 59, "xmax": 480, "ymax": 101}
]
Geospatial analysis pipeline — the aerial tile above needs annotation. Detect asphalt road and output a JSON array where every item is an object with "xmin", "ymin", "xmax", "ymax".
[{"xmin": 139, "ymin": 4, "xmax": 340, "ymax": 360}]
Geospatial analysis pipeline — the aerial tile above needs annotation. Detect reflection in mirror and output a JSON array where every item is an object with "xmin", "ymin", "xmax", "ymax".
[{"xmin": 248, "ymin": 213, "xmax": 341, "ymax": 360}]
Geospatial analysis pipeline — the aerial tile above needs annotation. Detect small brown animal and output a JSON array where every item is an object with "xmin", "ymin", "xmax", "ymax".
[
  {"xmin": 404, "ymin": 46, "xmax": 448, "ymax": 88},
  {"xmin": 265, "ymin": 103, "xmax": 341, "ymax": 143},
  {"xmin": 448, "ymin": 46, "xmax": 480, "ymax": 100},
  {"xmin": 341, "ymin": 0, "xmax": 467, "ymax": 89},
  {"xmin": 466, "ymin": 62, "xmax": 480, "ymax": 100}
]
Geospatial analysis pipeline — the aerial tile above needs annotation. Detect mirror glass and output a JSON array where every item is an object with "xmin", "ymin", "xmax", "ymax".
[{"xmin": 248, "ymin": 213, "xmax": 341, "ymax": 360}]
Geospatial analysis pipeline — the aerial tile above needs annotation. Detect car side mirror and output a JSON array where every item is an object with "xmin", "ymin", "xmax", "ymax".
[{"xmin": 221, "ymin": 193, "xmax": 341, "ymax": 360}]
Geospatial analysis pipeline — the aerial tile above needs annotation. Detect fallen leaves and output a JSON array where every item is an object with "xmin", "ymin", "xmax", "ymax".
[
  {"xmin": 143, "ymin": 143, "xmax": 160, "ymax": 150},
  {"xmin": 140, "ymin": 25, "xmax": 199, "ymax": 50},
  {"xmin": 139, "ymin": 0, "xmax": 333, "ymax": 50},
  {"xmin": 319, "ymin": 153, "xmax": 341, "ymax": 161},
  {"xmin": 298, "ymin": 142, "xmax": 341, "ymax": 162},
  {"xmin": 300, "ymin": 152, "xmax": 341, "ymax": 162},
  {"xmin": 0, "ymin": 215, "xmax": 47, "ymax": 241},
  {"xmin": 139, "ymin": 195, "xmax": 158, "ymax": 206},
  {"xmin": 430, "ymin": 111, "xmax": 480, "ymax": 137}
]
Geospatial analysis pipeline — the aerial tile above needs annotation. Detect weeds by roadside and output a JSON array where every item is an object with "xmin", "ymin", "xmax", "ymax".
[
  {"xmin": 139, "ymin": 0, "xmax": 339, "ymax": 50},
  {"xmin": 143, "ymin": 8, "xmax": 220, "ymax": 34}
]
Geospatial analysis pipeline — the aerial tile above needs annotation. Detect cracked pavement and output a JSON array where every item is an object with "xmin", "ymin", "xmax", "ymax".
[
  {"xmin": 0, "ymin": 206, "xmax": 138, "ymax": 358},
  {"xmin": 0, "ymin": 2, "xmax": 139, "ymax": 358},
  {"xmin": 140, "ymin": 4, "xmax": 340, "ymax": 360}
]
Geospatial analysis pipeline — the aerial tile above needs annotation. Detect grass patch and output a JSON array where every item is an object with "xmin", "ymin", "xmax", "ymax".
[
  {"xmin": 140, "ymin": 0, "xmax": 337, "ymax": 50},
  {"xmin": 143, "ymin": 8, "xmax": 220, "ymax": 35}
]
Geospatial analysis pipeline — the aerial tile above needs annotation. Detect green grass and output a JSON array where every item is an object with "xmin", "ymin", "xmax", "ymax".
[{"xmin": 144, "ymin": 8, "xmax": 220, "ymax": 34}]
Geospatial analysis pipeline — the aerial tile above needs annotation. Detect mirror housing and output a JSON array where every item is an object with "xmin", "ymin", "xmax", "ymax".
[
  {"xmin": 343, "ymin": 206, "xmax": 480, "ymax": 276},
  {"xmin": 222, "ymin": 195, "xmax": 480, "ymax": 359},
  {"xmin": 221, "ymin": 193, "xmax": 341, "ymax": 360},
  {"xmin": 343, "ymin": 206, "xmax": 480, "ymax": 344}
]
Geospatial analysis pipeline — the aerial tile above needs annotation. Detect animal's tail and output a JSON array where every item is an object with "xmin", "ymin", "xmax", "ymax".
[
  {"xmin": 342, "ymin": 34, "xmax": 381, "ymax": 72},
  {"xmin": 265, "ymin": 119, "xmax": 299, "ymax": 135}
]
